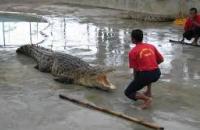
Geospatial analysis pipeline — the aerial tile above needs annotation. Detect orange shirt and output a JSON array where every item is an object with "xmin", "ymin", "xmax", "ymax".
[
  {"xmin": 128, "ymin": 42, "xmax": 163, "ymax": 71},
  {"xmin": 184, "ymin": 14, "xmax": 200, "ymax": 31}
]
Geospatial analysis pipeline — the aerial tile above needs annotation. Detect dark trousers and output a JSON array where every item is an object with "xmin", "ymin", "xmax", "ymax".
[
  {"xmin": 183, "ymin": 27, "xmax": 200, "ymax": 40},
  {"xmin": 124, "ymin": 68, "xmax": 161, "ymax": 101}
]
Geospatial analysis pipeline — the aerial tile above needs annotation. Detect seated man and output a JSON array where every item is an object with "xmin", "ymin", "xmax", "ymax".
[{"xmin": 183, "ymin": 8, "xmax": 200, "ymax": 45}]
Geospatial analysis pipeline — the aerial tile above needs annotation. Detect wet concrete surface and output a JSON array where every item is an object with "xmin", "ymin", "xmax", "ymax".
[{"xmin": 0, "ymin": 3, "xmax": 200, "ymax": 130}]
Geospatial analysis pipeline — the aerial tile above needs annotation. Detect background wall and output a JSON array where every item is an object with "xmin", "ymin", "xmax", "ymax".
[{"xmin": 0, "ymin": 0, "xmax": 200, "ymax": 16}]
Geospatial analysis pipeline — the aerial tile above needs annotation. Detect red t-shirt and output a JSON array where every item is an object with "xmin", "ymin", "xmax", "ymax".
[
  {"xmin": 128, "ymin": 42, "xmax": 163, "ymax": 71},
  {"xmin": 184, "ymin": 14, "xmax": 200, "ymax": 31}
]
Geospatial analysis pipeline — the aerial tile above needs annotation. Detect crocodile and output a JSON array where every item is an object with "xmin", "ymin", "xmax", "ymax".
[
  {"xmin": 16, "ymin": 44, "xmax": 116, "ymax": 91},
  {"xmin": 120, "ymin": 11, "xmax": 175, "ymax": 22}
]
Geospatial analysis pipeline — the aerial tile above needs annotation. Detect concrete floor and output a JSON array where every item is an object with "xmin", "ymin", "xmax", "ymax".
[{"xmin": 0, "ymin": 3, "xmax": 200, "ymax": 130}]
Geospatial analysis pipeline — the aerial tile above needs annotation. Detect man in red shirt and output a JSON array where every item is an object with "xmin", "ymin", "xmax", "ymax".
[
  {"xmin": 183, "ymin": 8, "xmax": 200, "ymax": 45},
  {"xmin": 124, "ymin": 29, "xmax": 164, "ymax": 109}
]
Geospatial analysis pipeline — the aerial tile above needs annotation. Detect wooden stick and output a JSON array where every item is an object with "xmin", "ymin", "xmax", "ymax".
[
  {"xmin": 59, "ymin": 94, "xmax": 164, "ymax": 130},
  {"xmin": 169, "ymin": 39, "xmax": 200, "ymax": 47}
]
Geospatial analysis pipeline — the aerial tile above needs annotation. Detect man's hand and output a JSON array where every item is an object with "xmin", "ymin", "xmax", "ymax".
[{"xmin": 157, "ymin": 58, "xmax": 164, "ymax": 64}]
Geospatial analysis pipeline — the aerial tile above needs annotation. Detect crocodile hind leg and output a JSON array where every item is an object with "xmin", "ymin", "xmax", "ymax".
[
  {"xmin": 34, "ymin": 64, "xmax": 39, "ymax": 69},
  {"xmin": 35, "ymin": 62, "xmax": 51, "ymax": 73}
]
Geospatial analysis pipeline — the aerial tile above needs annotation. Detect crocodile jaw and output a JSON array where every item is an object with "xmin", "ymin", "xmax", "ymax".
[
  {"xmin": 78, "ymin": 74, "xmax": 116, "ymax": 91},
  {"xmin": 103, "ymin": 83, "xmax": 116, "ymax": 91},
  {"xmin": 96, "ymin": 74, "xmax": 116, "ymax": 90}
]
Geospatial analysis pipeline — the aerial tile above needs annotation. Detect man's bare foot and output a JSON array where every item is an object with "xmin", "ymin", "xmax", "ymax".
[
  {"xmin": 192, "ymin": 38, "xmax": 198, "ymax": 45},
  {"xmin": 139, "ymin": 98, "xmax": 152, "ymax": 109},
  {"xmin": 142, "ymin": 91, "xmax": 152, "ymax": 97}
]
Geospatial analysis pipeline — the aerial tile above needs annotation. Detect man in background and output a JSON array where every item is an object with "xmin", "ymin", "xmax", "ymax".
[{"xmin": 183, "ymin": 7, "xmax": 200, "ymax": 45}]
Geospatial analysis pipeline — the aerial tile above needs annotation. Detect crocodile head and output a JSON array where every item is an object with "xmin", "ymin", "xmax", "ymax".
[{"xmin": 77, "ymin": 68, "xmax": 116, "ymax": 91}]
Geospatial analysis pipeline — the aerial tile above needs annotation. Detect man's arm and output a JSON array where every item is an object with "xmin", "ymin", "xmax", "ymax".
[
  {"xmin": 184, "ymin": 18, "xmax": 191, "ymax": 31},
  {"xmin": 128, "ymin": 51, "xmax": 137, "ymax": 68},
  {"xmin": 129, "ymin": 51, "xmax": 138, "ymax": 78},
  {"xmin": 191, "ymin": 15, "xmax": 200, "ymax": 27},
  {"xmin": 157, "ymin": 58, "xmax": 164, "ymax": 64},
  {"xmin": 154, "ymin": 47, "xmax": 164, "ymax": 64},
  {"xmin": 192, "ymin": 21, "xmax": 200, "ymax": 27}
]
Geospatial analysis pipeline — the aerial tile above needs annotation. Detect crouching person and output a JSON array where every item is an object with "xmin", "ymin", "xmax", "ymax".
[
  {"xmin": 183, "ymin": 8, "xmax": 200, "ymax": 45},
  {"xmin": 124, "ymin": 29, "xmax": 164, "ymax": 109}
]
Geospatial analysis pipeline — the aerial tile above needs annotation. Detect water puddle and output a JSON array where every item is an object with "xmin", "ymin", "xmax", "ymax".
[{"xmin": 0, "ymin": 12, "xmax": 48, "ymax": 48}]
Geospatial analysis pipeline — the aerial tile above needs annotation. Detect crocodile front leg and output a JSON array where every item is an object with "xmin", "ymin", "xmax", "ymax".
[
  {"xmin": 35, "ymin": 62, "xmax": 51, "ymax": 72},
  {"xmin": 54, "ymin": 77, "xmax": 74, "ymax": 84}
]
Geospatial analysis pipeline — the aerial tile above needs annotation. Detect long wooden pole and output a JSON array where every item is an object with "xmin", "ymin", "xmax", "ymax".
[{"xmin": 59, "ymin": 94, "xmax": 164, "ymax": 130}]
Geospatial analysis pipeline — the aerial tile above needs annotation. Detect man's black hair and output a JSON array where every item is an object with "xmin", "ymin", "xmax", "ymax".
[
  {"xmin": 190, "ymin": 7, "xmax": 198, "ymax": 13},
  {"xmin": 131, "ymin": 29, "xmax": 143, "ymax": 42}
]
